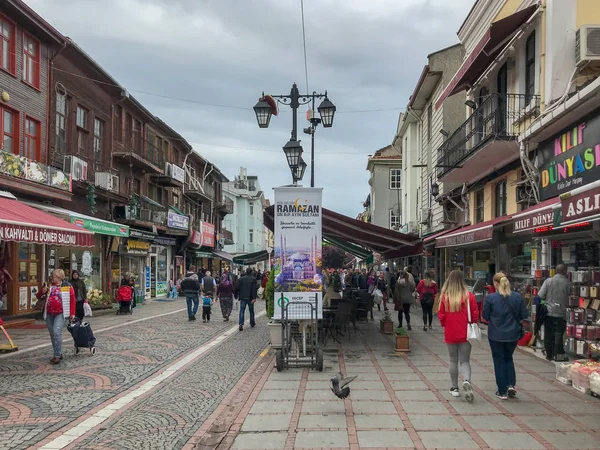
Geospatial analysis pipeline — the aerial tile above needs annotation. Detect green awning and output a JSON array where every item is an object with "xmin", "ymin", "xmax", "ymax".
[
  {"xmin": 140, "ymin": 195, "xmax": 165, "ymax": 209},
  {"xmin": 323, "ymin": 236, "xmax": 372, "ymax": 260},
  {"xmin": 169, "ymin": 204, "xmax": 185, "ymax": 215},
  {"xmin": 233, "ymin": 250, "xmax": 270, "ymax": 265}
]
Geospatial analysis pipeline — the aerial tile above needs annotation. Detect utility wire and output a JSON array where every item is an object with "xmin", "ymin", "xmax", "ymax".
[{"xmin": 300, "ymin": 0, "xmax": 309, "ymax": 94}]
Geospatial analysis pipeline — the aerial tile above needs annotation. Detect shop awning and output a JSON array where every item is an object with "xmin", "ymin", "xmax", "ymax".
[
  {"xmin": 435, "ymin": 4, "xmax": 538, "ymax": 108},
  {"xmin": 0, "ymin": 194, "xmax": 94, "ymax": 246},
  {"xmin": 25, "ymin": 202, "xmax": 130, "ymax": 237},
  {"xmin": 264, "ymin": 205, "xmax": 421, "ymax": 260},
  {"xmin": 233, "ymin": 250, "xmax": 270, "ymax": 265},
  {"xmin": 212, "ymin": 250, "xmax": 233, "ymax": 261},
  {"xmin": 169, "ymin": 204, "xmax": 185, "ymax": 215},
  {"xmin": 423, "ymin": 227, "xmax": 461, "ymax": 245},
  {"xmin": 508, "ymin": 198, "xmax": 559, "ymax": 233},
  {"xmin": 140, "ymin": 195, "xmax": 165, "ymax": 209},
  {"xmin": 436, "ymin": 216, "xmax": 512, "ymax": 248},
  {"xmin": 323, "ymin": 236, "xmax": 372, "ymax": 260}
]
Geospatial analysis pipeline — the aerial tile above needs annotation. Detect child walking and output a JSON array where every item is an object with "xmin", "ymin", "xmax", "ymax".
[{"xmin": 202, "ymin": 292, "xmax": 213, "ymax": 323}]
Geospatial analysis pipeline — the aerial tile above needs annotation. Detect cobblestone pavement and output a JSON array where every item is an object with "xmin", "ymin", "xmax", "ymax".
[
  {"xmin": 219, "ymin": 306, "xmax": 600, "ymax": 450},
  {"xmin": 0, "ymin": 299, "xmax": 269, "ymax": 450}
]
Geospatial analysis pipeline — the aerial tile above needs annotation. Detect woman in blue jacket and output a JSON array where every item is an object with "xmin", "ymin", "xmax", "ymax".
[{"xmin": 482, "ymin": 272, "xmax": 528, "ymax": 400}]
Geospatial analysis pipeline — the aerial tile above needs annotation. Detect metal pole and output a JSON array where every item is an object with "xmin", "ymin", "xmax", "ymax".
[
  {"xmin": 290, "ymin": 83, "xmax": 300, "ymax": 141},
  {"xmin": 310, "ymin": 95, "xmax": 315, "ymax": 188}
]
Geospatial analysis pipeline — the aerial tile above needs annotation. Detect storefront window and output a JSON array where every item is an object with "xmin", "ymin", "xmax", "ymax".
[
  {"xmin": 17, "ymin": 243, "xmax": 40, "ymax": 311},
  {"xmin": 156, "ymin": 245, "xmax": 168, "ymax": 296},
  {"xmin": 508, "ymin": 243, "xmax": 532, "ymax": 278},
  {"xmin": 51, "ymin": 247, "xmax": 102, "ymax": 293},
  {"xmin": 552, "ymin": 241, "xmax": 600, "ymax": 269}
]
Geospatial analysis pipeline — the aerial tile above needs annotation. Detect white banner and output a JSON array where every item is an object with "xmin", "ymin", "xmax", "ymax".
[{"xmin": 273, "ymin": 187, "xmax": 323, "ymax": 320}]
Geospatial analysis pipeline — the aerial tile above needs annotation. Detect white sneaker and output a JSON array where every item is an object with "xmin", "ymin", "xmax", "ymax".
[
  {"xmin": 449, "ymin": 387, "xmax": 460, "ymax": 397},
  {"xmin": 463, "ymin": 380, "xmax": 474, "ymax": 403}
]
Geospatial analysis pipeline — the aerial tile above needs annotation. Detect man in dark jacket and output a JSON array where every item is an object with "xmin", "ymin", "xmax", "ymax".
[
  {"xmin": 358, "ymin": 268, "xmax": 369, "ymax": 290},
  {"xmin": 538, "ymin": 264, "xmax": 571, "ymax": 361},
  {"xmin": 180, "ymin": 266, "xmax": 201, "ymax": 321},
  {"xmin": 201, "ymin": 271, "xmax": 216, "ymax": 296},
  {"xmin": 236, "ymin": 268, "xmax": 257, "ymax": 331}
]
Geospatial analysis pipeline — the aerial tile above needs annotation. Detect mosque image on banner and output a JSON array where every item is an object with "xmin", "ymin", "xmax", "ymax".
[{"xmin": 273, "ymin": 187, "xmax": 323, "ymax": 319}]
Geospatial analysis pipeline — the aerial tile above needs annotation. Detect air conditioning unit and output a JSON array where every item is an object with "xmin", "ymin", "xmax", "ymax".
[
  {"xmin": 64, "ymin": 155, "xmax": 88, "ymax": 181},
  {"xmin": 407, "ymin": 221, "xmax": 419, "ymax": 234},
  {"xmin": 95, "ymin": 172, "xmax": 119, "ymax": 192},
  {"xmin": 164, "ymin": 162, "xmax": 172, "ymax": 176},
  {"xmin": 140, "ymin": 209, "xmax": 153, "ymax": 222},
  {"xmin": 576, "ymin": 25, "xmax": 600, "ymax": 65},
  {"xmin": 420, "ymin": 208, "xmax": 431, "ymax": 224},
  {"xmin": 153, "ymin": 211, "xmax": 167, "ymax": 224}
]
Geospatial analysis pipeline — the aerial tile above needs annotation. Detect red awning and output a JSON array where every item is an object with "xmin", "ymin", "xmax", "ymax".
[
  {"xmin": 435, "ymin": 5, "xmax": 538, "ymax": 109},
  {"xmin": 435, "ymin": 215, "xmax": 512, "ymax": 248},
  {"xmin": 423, "ymin": 227, "xmax": 461, "ymax": 245},
  {"xmin": 509, "ymin": 198, "xmax": 559, "ymax": 232},
  {"xmin": 0, "ymin": 196, "xmax": 94, "ymax": 246}
]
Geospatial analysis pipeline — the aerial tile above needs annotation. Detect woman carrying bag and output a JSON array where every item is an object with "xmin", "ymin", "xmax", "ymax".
[
  {"xmin": 416, "ymin": 270, "xmax": 438, "ymax": 331},
  {"xmin": 394, "ymin": 271, "xmax": 415, "ymax": 330},
  {"xmin": 438, "ymin": 270, "xmax": 478, "ymax": 402},
  {"xmin": 482, "ymin": 272, "xmax": 528, "ymax": 400}
]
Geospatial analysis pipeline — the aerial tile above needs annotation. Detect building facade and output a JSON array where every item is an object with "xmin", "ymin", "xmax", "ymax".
[
  {"xmin": 223, "ymin": 168, "xmax": 267, "ymax": 270},
  {"xmin": 366, "ymin": 145, "xmax": 402, "ymax": 230}
]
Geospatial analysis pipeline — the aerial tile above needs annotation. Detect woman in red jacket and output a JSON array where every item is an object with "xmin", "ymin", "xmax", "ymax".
[
  {"xmin": 438, "ymin": 270, "xmax": 478, "ymax": 402},
  {"xmin": 416, "ymin": 270, "xmax": 438, "ymax": 331}
]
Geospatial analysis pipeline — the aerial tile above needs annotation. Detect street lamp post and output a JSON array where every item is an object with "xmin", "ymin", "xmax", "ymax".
[{"xmin": 253, "ymin": 83, "xmax": 336, "ymax": 186}]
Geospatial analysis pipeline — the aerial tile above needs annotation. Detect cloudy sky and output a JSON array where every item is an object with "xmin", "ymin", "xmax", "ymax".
[{"xmin": 26, "ymin": 0, "xmax": 474, "ymax": 218}]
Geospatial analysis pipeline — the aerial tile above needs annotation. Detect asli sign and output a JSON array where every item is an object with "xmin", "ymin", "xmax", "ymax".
[
  {"xmin": 561, "ymin": 185, "xmax": 600, "ymax": 224},
  {"xmin": 0, "ymin": 224, "xmax": 93, "ymax": 246},
  {"xmin": 538, "ymin": 109, "xmax": 600, "ymax": 200}
]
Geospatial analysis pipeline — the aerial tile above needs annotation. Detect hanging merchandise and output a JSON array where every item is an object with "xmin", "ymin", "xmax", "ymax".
[{"xmin": 86, "ymin": 183, "xmax": 97, "ymax": 215}]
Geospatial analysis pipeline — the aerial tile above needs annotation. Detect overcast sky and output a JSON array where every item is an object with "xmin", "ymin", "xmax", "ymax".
[{"xmin": 27, "ymin": 0, "xmax": 474, "ymax": 218}]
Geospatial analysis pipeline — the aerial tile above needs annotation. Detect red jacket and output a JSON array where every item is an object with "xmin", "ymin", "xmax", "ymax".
[
  {"xmin": 416, "ymin": 280, "xmax": 438, "ymax": 297},
  {"xmin": 438, "ymin": 292, "xmax": 478, "ymax": 344}
]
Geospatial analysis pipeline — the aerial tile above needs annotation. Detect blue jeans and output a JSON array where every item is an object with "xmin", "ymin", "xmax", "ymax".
[
  {"xmin": 186, "ymin": 295, "xmax": 199, "ymax": 318},
  {"xmin": 489, "ymin": 340, "xmax": 517, "ymax": 394},
  {"xmin": 239, "ymin": 299, "xmax": 255, "ymax": 327},
  {"xmin": 46, "ymin": 314, "xmax": 65, "ymax": 358}
]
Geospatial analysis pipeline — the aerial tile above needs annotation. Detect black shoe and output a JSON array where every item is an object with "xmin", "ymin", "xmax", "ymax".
[
  {"xmin": 507, "ymin": 386, "xmax": 517, "ymax": 398},
  {"xmin": 191, "ymin": 315, "xmax": 196, "ymax": 321},
  {"xmin": 251, "ymin": 323, "xmax": 255, "ymax": 328},
  {"xmin": 239, "ymin": 325, "xmax": 243, "ymax": 331},
  {"xmin": 407, "ymin": 324, "xmax": 412, "ymax": 331},
  {"xmin": 495, "ymin": 391, "xmax": 508, "ymax": 400},
  {"xmin": 203, "ymin": 319, "xmax": 206, "ymax": 323},
  {"xmin": 423, "ymin": 326, "xmax": 427, "ymax": 331}
]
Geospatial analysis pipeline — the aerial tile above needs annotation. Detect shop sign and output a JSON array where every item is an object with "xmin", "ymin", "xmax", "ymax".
[
  {"xmin": 538, "ymin": 109, "xmax": 600, "ymax": 200},
  {"xmin": 435, "ymin": 227, "xmax": 493, "ymax": 248},
  {"xmin": 561, "ymin": 185, "xmax": 600, "ymax": 223},
  {"xmin": 154, "ymin": 236, "xmax": 177, "ymax": 246},
  {"xmin": 129, "ymin": 228, "xmax": 157, "ymax": 241},
  {"xmin": 201, "ymin": 221, "xmax": 215, "ymax": 247},
  {"xmin": 81, "ymin": 251, "xmax": 92, "ymax": 276},
  {"xmin": 195, "ymin": 251, "xmax": 212, "ymax": 258},
  {"xmin": 190, "ymin": 229, "xmax": 202, "ymax": 246},
  {"xmin": 170, "ymin": 165, "xmax": 186, "ymax": 183},
  {"xmin": 145, "ymin": 266, "xmax": 150, "ymax": 288},
  {"xmin": 513, "ymin": 209, "xmax": 554, "ymax": 232},
  {"xmin": 0, "ymin": 224, "xmax": 93, "ymax": 246},
  {"xmin": 71, "ymin": 217, "xmax": 129, "ymax": 237},
  {"xmin": 126, "ymin": 239, "xmax": 150, "ymax": 255},
  {"xmin": 156, "ymin": 281, "xmax": 168, "ymax": 296},
  {"xmin": 167, "ymin": 211, "xmax": 189, "ymax": 230}
]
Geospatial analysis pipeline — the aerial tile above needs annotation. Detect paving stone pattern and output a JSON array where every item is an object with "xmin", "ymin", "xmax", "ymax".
[
  {"xmin": 0, "ymin": 301, "xmax": 267, "ymax": 450},
  {"xmin": 229, "ymin": 307, "xmax": 600, "ymax": 450}
]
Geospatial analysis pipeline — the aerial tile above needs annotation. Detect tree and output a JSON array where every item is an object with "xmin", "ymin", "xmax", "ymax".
[{"xmin": 322, "ymin": 245, "xmax": 351, "ymax": 269}]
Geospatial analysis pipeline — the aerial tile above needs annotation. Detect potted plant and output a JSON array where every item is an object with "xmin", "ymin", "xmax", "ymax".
[
  {"xmin": 265, "ymin": 270, "xmax": 282, "ymax": 348},
  {"xmin": 380, "ymin": 310, "xmax": 394, "ymax": 334},
  {"xmin": 394, "ymin": 327, "xmax": 410, "ymax": 352}
]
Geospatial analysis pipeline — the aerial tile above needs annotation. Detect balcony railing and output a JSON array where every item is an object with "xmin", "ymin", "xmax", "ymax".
[
  {"xmin": 0, "ymin": 149, "xmax": 71, "ymax": 191},
  {"xmin": 221, "ymin": 228, "xmax": 234, "ymax": 243},
  {"xmin": 217, "ymin": 196, "xmax": 234, "ymax": 214},
  {"xmin": 437, "ymin": 93, "xmax": 539, "ymax": 179}
]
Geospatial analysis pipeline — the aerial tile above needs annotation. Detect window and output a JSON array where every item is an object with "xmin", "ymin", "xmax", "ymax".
[
  {"xmin": 76, "ymin": 106, "xmax": 88, "ymax": 154},
  {"xmin": 249, "ymin": 229, "xmax": 254, "ymax": 243},
  {"xmin": 133, "ymin": 119, "xmax": 141, "ymax": 152},
  {"xmin": 389, "ymin": 209, "xmax": 401, "ymax": 230},
  {"xmin": 173, "ymin": 193, "xmax": 180, "ymax": 207},
  {"xmin": 475, "ymin": 189, "xmax": 484, "ymax": 223},
  {"xmin": 0, "ymin": 15, "xmax": 15, "ymax": 74},
  {"xmin": 249, "ymin": 202, "xmax": 254, "ymax": 216},
  {"xmin": 114, "ymin": 105, "xmax": 122, "ymax": 141},
  {"xmin": 390, "ymin": 169, "xmax": 401, "ymax": 189},
  {"xmin": 93, "ymin": 118, "xmax": 104, "ymax": 163},
  {"xmin": 22, "ymin": 32, "xmax": 40, "ymax": 88},
  {"xmin": 162, "ymin": 139, "xmax": 169, "ymax": 162},
  {"xmin": 1, "ymin": 107, "xmax": 17, "ymax": 154},
  {"xmin": 525, "ymin": 31, "xmax": 536, "ymax": 103},
  {"xmin": 495, "ymin": 180, "xmax": 507, "ymax": 218},
  {"xmin": 125, "ymin": 113, "xmax": 132, "ymax": 147},
  {"xmin": 427, "ymin": 103, "xmax": 432, "ymax": 141},
  {"xmin": 55, "ymin": 93, "xmax": 67, "ymax": 156},
  {"xmin": 24, "ymin": 116, "xmax": 40, "ymax": 160}
]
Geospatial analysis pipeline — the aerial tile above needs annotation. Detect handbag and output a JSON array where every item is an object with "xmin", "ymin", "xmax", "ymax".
[
  {"xmin": 466, "ymin": 297, "xmax": 481, "ymax": 343},
  {"xmin": 83, "ymin": 302, "xmax": 93, "ymax": 317},
  {"xmin": 500, "ymin": 295, "xmax": 525, "ymax": 339}
]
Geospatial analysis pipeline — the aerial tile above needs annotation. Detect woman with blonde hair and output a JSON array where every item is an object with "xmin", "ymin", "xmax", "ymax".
[
  {"xmin": 482, "ymin": 272, "xmax": 528, "ymax": 400},
  {"xmin": 438, "ymin": 270, "xmax": 478, "ymax": 402}
]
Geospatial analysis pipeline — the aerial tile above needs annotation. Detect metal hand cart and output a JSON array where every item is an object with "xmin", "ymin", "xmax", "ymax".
[{"xmin": 275, "ymin": 299, "xmax": 324, "ymax": 372}]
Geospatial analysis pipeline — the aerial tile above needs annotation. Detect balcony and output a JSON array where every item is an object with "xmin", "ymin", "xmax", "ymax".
[
  {"xmin": 151, "ymin": 162, "xmax": 185, "ymax": 188},
  {"xmin": 0, "ymin": 149, "xmax": 72, "ymax": 201},
  {"xmin": 437, "ymin": 93, "xmax": 540, "ymax": 184},
  {"xmin": 216, "ymin": 197, "xmax": 234, "ymax": 216},
  {"xmin": 221, "ymin": 228, "xmax": 234, "ymax": 245},
  {"xmin": 114, "ymin": 196, "xmax": 167, "ymax": 230},
  {"xmin": 184, "ymin": 177, "xmax": 213, "ymax": 203},
  {"xmin": 113, "ymin": 138, "xmax": 164, "ymax": 174}
]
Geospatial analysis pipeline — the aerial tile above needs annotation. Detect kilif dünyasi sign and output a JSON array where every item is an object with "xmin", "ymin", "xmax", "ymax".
[
  {"xmin": 273, "ymin": 187, "xmax": 323, "ymax": 320},
  {"xmin": 513, "ymin": 209, "xmax": 554, "ymax": 232},
  {"xmin": 561, "ymin": 185, "xmax": 600, "ymax": 224},
  {"xmin": 538, "ymin": 109, "xmax": 600, "ymax": 200}
]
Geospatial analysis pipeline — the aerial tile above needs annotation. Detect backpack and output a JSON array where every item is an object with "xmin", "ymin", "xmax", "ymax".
[
  {"xmin": 117, "ymin": 285, "xmax": 133, "ymax": 302},
  {"xmin": 46, "ymin": 286, "xmax": 63, "ymax": 316}
]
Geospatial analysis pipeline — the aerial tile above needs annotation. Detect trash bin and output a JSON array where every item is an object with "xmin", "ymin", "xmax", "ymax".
[{"xmin": 135, "ymin": 290, "xmax": 144, "ymax": 306}]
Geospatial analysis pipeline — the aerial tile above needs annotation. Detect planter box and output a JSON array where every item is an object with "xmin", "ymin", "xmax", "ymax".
[
  {"xmin": 380, "ymin": 319, "xmax": 394, "ymax": 334},
  {"xmin": 268, "ymin": 320, "xmax": 282, "ymax": 348},
  {"xmin": 395, "ymin": 335, "xmax": 410, "ymax": 352}
]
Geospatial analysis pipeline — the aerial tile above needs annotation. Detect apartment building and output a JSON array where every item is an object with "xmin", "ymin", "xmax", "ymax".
[{"xmin": 366, "ymin": 145, "xmax": 402, "ymax": 230}]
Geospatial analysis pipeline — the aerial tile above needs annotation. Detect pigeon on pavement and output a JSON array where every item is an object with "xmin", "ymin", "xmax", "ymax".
[{"xmin": 330, "ymin": 372, "xmax": 358, "ymax": 399}]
